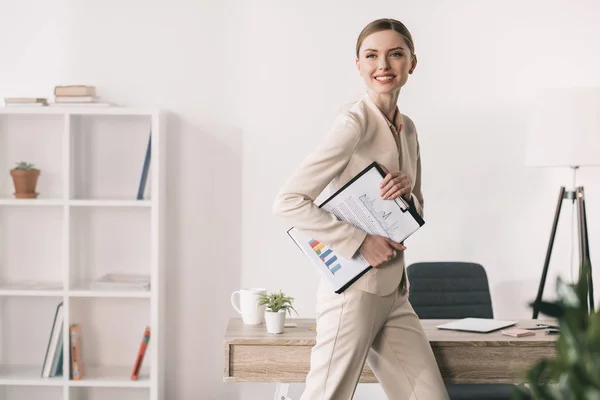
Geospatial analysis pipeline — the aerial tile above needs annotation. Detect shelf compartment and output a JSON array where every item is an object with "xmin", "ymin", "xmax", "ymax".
[
  {"xmin": 0, "ymin": 114, "xmax": 64, "ymax": 199},
  {"xmin": 0, "ymin": 365, "xmax": 64, "ymax": 386},
  {"xmin": 70, "ymin": 115, "xmax": 152, "ymax": 201},
  {"xmin": 68, "ymin": 298, "xmax": 151, "ymax": 386},
  {"xmin": 0, "ymin": 298, "xmax": 65, "ymax": 373},
  {"xmin": 69, "ymin": 207, "xmax": 150, "ymax": 290},
  {"xmin": 0, "ymin": 206, "xmax": 64, "ymax": 290}
]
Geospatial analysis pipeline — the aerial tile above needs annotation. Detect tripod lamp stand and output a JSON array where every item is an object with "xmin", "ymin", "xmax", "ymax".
[{"xmin": 525, "ymin": 87, "xmax": 600, "ymax": 319}]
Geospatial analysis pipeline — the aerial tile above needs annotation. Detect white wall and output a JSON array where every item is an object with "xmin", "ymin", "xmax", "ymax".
[{"xmin": 1, "ymin": 1, "xmax": 600, "ymax": 400}]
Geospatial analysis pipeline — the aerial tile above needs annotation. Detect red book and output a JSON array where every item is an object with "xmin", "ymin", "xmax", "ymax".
[
  {"xmin": 70, "ymin": 324, "xmax": 84, "ymax": 380},
  {"xmin": 131, "ymin": 327, "xmax": 151, "ymax": 380}
]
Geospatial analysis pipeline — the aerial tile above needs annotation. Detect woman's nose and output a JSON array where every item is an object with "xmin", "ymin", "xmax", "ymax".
[{"xmin": 378, "ymin": 57, "xmax": 390, "ymax": 70}]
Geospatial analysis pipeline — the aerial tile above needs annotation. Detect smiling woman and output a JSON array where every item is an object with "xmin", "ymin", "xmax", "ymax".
[
  {"xmin": 273, "ymin": 18, "xmax": 448, "ymax": 400},
  {"xmin": 355, "ymin": 19, "xmax": 418, "ymax": 123}
]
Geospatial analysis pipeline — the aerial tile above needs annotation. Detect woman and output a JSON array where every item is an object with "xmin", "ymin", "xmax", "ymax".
[{"xmin": 273, "ymin": 18, "xmax": 449, "ymax": 400}]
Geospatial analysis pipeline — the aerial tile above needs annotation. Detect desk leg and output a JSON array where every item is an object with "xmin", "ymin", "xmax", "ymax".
[{"xmin": 273, "ymin": 383, "xmax": 292, "ymax": 400}]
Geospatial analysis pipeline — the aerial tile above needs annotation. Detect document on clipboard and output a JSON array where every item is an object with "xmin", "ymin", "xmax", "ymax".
[{"xmin": 287, "ymin": 162, "xmax": 425, "ymax": 294}]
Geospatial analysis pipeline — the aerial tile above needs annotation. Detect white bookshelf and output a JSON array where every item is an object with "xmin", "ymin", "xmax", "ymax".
[{"xmin": 0, "ymin": 106, "xmax": 165, "ymax": 400}]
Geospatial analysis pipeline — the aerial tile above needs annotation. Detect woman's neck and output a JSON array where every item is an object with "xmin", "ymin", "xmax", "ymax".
[{"xmin": 367, "ymin": 90, "xmax": 400, "ymax": 123}]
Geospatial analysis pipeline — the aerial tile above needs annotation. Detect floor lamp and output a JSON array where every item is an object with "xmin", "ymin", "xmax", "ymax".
[{"xmin": 525, "ymin": 87, "xmax": 600, "ymax": 319}]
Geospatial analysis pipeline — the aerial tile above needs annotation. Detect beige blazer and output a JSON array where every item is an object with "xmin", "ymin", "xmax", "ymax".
[{"xmin": 273, "ymin": 93, "xmax": 424, "ymax": 296}]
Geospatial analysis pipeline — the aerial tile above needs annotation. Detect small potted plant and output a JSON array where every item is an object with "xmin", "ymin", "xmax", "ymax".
[
  {"xmin": 257, "ymin": 289, "xmax": 298, "ymax": 334},
  {"xmin": 10, "ymin": 162, "xmax": 41, "ymax": 199}
]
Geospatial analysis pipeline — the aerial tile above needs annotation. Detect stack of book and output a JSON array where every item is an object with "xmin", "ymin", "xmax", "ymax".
[
  {"xmin": 3, "ymin": 97, "xmax": 48, "ymax": 107},
  {"xmin": 51, "ymin": 85, "xmax": 110, "ymax": 107}
]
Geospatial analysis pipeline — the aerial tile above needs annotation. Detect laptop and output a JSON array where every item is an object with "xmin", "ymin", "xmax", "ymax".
[{"xmin": 436, "ymin": 318, "xmax": 517, "ymax": 333}]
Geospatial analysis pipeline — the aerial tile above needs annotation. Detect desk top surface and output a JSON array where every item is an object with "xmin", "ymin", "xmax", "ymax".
[{"xmin": 224, "ymin": 318, "xmax": 558, "ymax": 346}]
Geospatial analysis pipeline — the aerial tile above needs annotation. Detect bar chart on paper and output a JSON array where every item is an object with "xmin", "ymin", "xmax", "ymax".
[
  {"xmin": 288, "ymin": 226, "xmax": 371, "ymax": 293},
  {"xmin": 309, "ymin": 240, "xmax": 341, "ymax": 275}
]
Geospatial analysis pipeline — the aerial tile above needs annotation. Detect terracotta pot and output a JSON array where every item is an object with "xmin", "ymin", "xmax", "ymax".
[{"xmin": 10, "ymin": 169, "xmax": 40, "ymax": 198}]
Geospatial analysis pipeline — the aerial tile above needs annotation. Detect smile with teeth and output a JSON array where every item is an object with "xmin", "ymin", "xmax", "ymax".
[{"xmin": 375, "ymin": 75, "xmax": 395, "ymax": 82}]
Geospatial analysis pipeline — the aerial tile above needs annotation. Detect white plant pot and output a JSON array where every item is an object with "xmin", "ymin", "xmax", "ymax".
[{"xmin": 265, "ymin": 309, "xmax": 286, "ymax": 334}]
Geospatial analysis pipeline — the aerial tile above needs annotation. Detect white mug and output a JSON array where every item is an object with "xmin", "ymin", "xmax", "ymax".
[{"xmin": 231, "ymin": 288, "xmax": 267, "ymax": 325}]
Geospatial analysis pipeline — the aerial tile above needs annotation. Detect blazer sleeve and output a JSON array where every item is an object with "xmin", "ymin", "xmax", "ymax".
[
  {"xmin": 409, "ymin": 139, "xmax": 424, "ymax": 217},
  {"xmin": 273, "ymin": 115, "xmax": 367, "ymax": 259}
]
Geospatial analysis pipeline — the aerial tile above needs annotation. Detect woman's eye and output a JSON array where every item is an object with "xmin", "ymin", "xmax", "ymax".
[
  {"xmin": 366, "ymin": 54, "xmax": 376, "ymax": 59},
  {"xmin": 390, "ymin": 52, "xmax": 403, "ymax": 57}
]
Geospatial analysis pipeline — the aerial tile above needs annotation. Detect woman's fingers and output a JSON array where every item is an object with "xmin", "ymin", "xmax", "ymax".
[
  {"xmin": 387, "ymin": 238, "xmax": 407, "ymax": 251},
  {"xmin": 379, "ymin": 173, "xmax": 393, "ymax": 190},
  {"xmin": 381, "ymin": 176, "xmax": 399, "ymax": 193},
  {"xmin": 381, "ymin": 177, "xmax": 409, "ymax": 199},
  {"xmin": 382, "ymin": 187, "xmax": 403, "ymax": 200}
]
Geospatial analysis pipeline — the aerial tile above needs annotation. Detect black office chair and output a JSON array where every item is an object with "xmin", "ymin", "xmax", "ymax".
[{"xmin": 406, "ymin": 262, "xmax": 530, "ymax": 400}]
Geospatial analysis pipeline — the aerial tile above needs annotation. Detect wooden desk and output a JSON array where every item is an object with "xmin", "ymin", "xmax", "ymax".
[{"xmin": 224, "ymin": 318, "xmax": 557, "ymax": 385}]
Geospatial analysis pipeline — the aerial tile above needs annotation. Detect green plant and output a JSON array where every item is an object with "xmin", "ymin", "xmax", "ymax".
[
  {"xmin": 13, "ymin": 162, "xmax": 38, "ymax": 171},
  {"xmin": 513, "ymin": 260, "xmax": 600, "ymax": 400},
  {"xmin": 257, "ymin": 290, "xmax": 298, "ymax": 316}
]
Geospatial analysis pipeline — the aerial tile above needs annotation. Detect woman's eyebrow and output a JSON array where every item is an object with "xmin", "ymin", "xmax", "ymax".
[{"xmin": 363, "ymin": 46, "xmax": 406, "ymax": 53}]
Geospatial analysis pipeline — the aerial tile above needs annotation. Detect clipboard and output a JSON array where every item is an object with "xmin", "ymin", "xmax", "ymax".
[{"xmin": 287, "ymin": 162, "xmax": 425, "ymax": 293}]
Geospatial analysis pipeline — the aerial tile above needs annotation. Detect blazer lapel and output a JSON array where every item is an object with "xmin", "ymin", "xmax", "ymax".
[{"xmin": 363, "ymin": 94, "xmax": 400, "ymax": 171}]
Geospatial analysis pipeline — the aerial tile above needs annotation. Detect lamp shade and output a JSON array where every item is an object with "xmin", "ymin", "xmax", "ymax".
[{"xmin": 526, "ymin": 87, "xmax": 600, "ymax": 167}]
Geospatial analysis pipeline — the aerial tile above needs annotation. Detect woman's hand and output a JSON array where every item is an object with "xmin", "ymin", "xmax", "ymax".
[
  {"xmin": 379, "ymin": 164, "xmax": 411, "ymax": 200},
  {"xmin": 358, "ymin": 234, "xmax": 406, "ymax": 267}
]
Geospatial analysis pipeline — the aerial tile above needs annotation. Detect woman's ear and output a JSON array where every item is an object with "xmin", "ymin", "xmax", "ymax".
[
  {"xmin": 356, "ymin": 58, "xmax": 362, "ymax": 75},
  {"xmin": 409, "ymin": 54, "xmax": 418, "ymax": 74}
]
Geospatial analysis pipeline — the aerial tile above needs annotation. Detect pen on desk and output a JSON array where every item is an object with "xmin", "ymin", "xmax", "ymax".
[
  {"xmin": 521, "ymin": 324, "xmax": 560, "ymax": 330},
  {"xmin": 537, "ymin": 323, "xmax": 560, "ymax": 329}
]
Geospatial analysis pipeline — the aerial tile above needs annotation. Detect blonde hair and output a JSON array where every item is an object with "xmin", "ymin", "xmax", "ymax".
[{"xmin": 356, "ymin": 18, "xmax": 415, "ymax": 58}]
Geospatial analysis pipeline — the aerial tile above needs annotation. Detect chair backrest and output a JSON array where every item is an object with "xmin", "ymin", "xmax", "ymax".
[{"xmin": 406, "ymin": 262, "xmax": 493, "ymax": 319}]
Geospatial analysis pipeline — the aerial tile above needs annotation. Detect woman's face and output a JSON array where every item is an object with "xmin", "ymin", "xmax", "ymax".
[{"xmin": 356, "ymin": 30, "xmax": 416, "ymax": 95}]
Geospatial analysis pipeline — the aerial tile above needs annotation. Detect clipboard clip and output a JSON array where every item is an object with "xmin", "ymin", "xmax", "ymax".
[{"xmin": 394, "ymin": 197, "xmax": 409, "ymax": 211}]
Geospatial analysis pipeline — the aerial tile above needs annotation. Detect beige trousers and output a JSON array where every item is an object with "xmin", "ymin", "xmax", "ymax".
[{"xmin": 300, "ymin": 278, "xmax": 449, "ymax": 400}]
